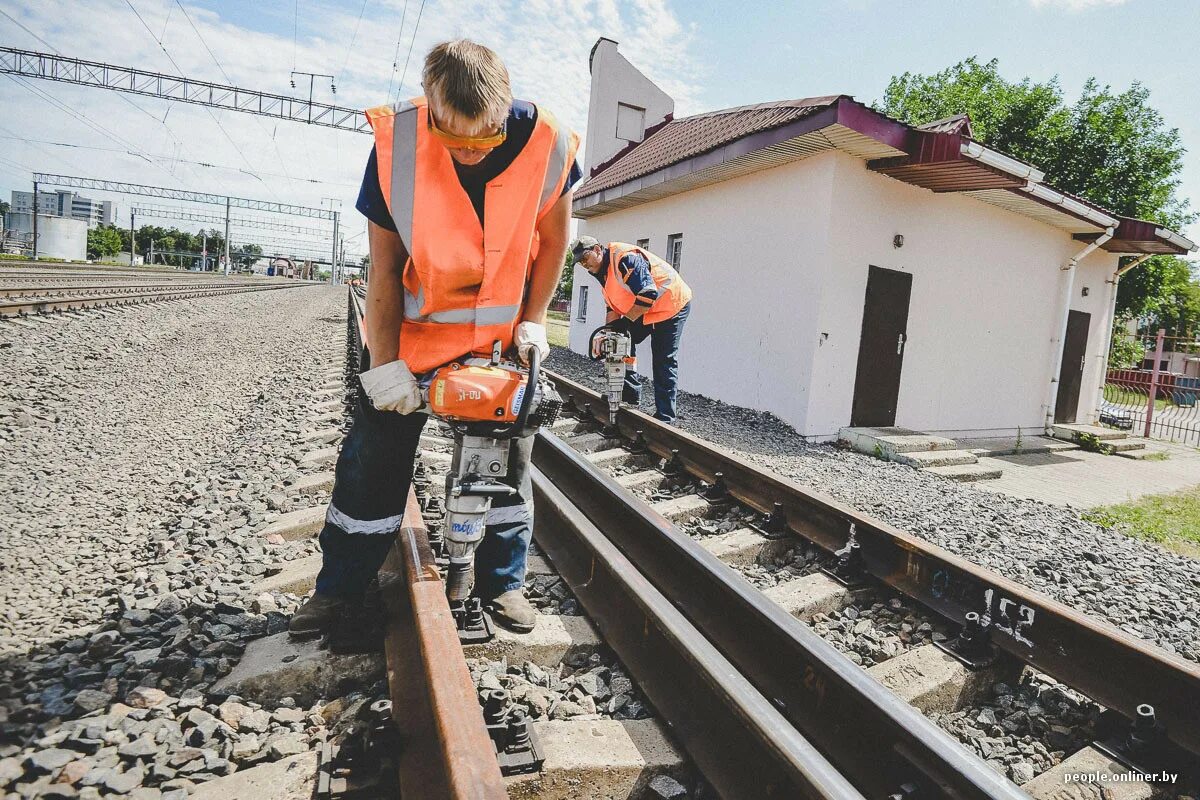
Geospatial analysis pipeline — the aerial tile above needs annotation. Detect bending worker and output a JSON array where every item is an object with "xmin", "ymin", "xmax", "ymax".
[
  {"xmin": 289, "ymin": 40, "xmax": 580, "ymax": 644},
  {"xmin": 572, "ymin": 236, "xmax": 692, "ymax": 423}
]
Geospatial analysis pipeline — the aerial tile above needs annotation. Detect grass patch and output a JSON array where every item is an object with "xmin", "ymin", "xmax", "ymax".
[
  {"xmin": 1083, "ymin": 485, "xmax": 1200, "ymax": 555},
  {"xmin": 546, "ymin": 315, "xmax": 570, "ymax": 348},
  {"xmin": 1142, "ymin": 451, "xmax": 1171, "ymax": 461}
]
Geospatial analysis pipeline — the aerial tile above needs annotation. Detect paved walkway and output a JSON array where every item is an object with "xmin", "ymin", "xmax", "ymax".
[{"xmin": 973, "ymin": 439, "xmax": 1200, "ymax": 509}]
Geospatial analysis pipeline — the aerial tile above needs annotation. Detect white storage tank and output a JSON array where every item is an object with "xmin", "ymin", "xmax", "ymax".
[{"xmin": 7, "ymin": 212, "xmax": 88, "ymax": 261}]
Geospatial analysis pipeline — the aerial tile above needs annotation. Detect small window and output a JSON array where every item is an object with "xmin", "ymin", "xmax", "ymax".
[
  {"xmin": 616, "ymin": 102, "xmax": 646, "ymax": 143},
  {"xmin": 577, "ymin": 285, "xmax": 589, "ymax": 322},
  {"xmin": 636, "ymin": 238, "xmax": 650, "ymax": 250},
  {"xmin": 666, "ymin": 233, "xmax": 683, "ymax": 272}
]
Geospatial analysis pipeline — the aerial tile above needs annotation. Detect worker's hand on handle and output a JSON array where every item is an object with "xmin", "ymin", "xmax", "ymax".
[
  {"xmin": 514, "ymin": 321, "xmax": 550, "ymax": 366},
  {"xmin": 359, "ymin": 359, "xmax": 423, "ymax": 414}
]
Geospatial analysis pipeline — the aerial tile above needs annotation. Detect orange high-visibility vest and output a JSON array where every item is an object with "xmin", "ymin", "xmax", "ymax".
[
  {"xmin": 365, "ymin": 96, "xmax": 579, "ymax": 373},
  {"xmin": 601, "ymin": 242, "xmax": 692, "ymax": 325}
]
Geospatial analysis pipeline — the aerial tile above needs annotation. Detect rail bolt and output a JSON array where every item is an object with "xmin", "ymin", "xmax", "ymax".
[
  {"xmin": 483, "ymin": 689, "xmax": 511, "ymax": 726},
  {"xmin": 663, "ymin": 449, "xmax": 685, "ymax": 477},
  {"xmin": 704, "ymin": 472, "xmax": 730, "ymax": 503},
  {"xmin": 630, "ymin": 429, "xmax": 649, "ymax": 454}
]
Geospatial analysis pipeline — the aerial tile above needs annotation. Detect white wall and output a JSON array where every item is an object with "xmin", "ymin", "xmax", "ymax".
[
  {"xmin": 813, "ymin": 151, "xmax": 1119, "ymax": 438},
  {"xmin": 8, "ymin": 212, "xmax": 87, "ymax": 261},
  {"xmin": 583, "ymin": 39, "xmax": 674, "ymax": 176},
  {"xmin": 571, "ymin": 149, "xmax": 1120, "ymax": 438},
  {"xmin": 571, "ymin": 153, "xmax": 838, "ymax": 429}
]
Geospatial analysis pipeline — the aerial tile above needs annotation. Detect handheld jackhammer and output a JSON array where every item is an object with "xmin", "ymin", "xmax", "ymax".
[
  {"xmin": 588, "ymin": 325, "xmax": 634, "ymax": 430},
  {"xmin": 422, "ymin": 341, "xmax": 561, "ymax": 641}
]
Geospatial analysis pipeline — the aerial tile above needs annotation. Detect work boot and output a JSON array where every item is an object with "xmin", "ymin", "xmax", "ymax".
[
  {"xmin": 488, "ymin": 590, "xmax": 537, "ymax": 633},
  {"xmin": 325, "ymin": 583, "xmax": 386, "ymax": 654},
  {"xmin": 287, "ymin": 593, "xmax": 345, "ymax": 639}
]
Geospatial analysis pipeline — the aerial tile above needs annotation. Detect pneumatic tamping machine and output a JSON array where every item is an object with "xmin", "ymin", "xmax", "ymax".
[{"xmin": 423, "ymin": 341, "xmax": 561, "ymax": 642}]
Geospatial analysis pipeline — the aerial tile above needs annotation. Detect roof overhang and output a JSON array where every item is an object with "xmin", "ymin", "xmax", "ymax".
[
  {"xmin": 573, "ymin": 98, "xmax": 907, "ymax": 220},
  {"xmin": 868, "ymin": 133, "xmax": 1041, "ymax": 193},
  {"xmin": 1073, "ymin": 217, "xmax": 1198, "ymax": 255}
]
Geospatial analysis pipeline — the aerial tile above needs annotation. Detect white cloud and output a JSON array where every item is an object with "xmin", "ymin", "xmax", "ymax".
[
  {"xmin": 1027, "ymin": 0, "xmax": 1129, "ymax": 10},
  {"xmin": 0, "ymin": 0, "xmax": 705, "ymax": 248}
]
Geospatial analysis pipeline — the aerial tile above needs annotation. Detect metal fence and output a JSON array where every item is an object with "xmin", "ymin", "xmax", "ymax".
[{"xmin": 1102, "ymin": 329, "xmax": 1200, "ymax": 446}]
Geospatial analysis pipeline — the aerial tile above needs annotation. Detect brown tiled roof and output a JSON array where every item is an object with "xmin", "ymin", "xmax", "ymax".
[
  {"xmin": 577, "ymin": 96, "xmax": 842, "ymax": 198},
  {"xmin": 916, "ymin": 114, "xmax": 973, "ymax": 137}
]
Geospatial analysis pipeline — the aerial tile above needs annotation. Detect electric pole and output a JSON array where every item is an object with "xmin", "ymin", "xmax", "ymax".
[
  {"xmin": 290, "ymin": 71, "xmax": 336, "ymax": 124},
  {"xmin": 223, "ymin": 197, "xmax": 231, "ymax": 275},
  {"xmin": 31, "ymin": 179, "xmax": 39, "ymax": 260},
  {"xmin": 129, "ymin": 209, "xmax": 135, "ymax": 265}
]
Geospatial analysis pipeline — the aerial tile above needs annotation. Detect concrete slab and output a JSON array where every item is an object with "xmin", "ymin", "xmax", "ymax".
[
  {"xmin": 211, "ymin": 633, "xmax": 384, "ymax": 706},
  {"xmin": 959, "ymin": 436, "xmax": 1079, "ymax": 457},
  {"xmin": 288, "ymin": 471, "xmax": 334, "ymax": 496},
  {"xmin": 976, "ymin": 439, "xmax": 1200, "ymax": 509},
  {"xmin": 561, "ymin": 431, "xmax": 619, "ymax": 453},
  {"xmin": 763, "ymin": 573, "xmax": 854, "ymax": 621},
  {"xmin": 1106, "ymin": 439, "xmax": 1146, "ymax": 453},
  {"xmin": 506, "ymin": 719, "xmax": 688, "ymax": 800},
  {"xmin": 650, "ymin": 494, "xmax": 710, "ymax": 522},
  {"xmin": 865, "ymin": 644, "xmax": 1011, "ymax": 714},
  {"xmin": 421, "ymin": 451, "xmax": 452, "ymax": 467},
  {"xmin": 462, "ymin": 614, "xmax": 601, "ymax": 666},
  {"xmin": 526, "ymin": 554, "xmax": 555, "ymax": 575},
  {"xmin": 699, "ymin": 528, "xmax": 792, "ymax": 568},
  {"xmin": 419, "ymin": 432, "xmax": 453, "ymax": 449},
  {"xmin": 315, "ymin": 399, "xmax": 343, "ymax": 412},
  {"xmin": 189, "ymin": 752, "xmax": 318, "ymax": 800},
  {"xmin": 300, "ymin": 446, "xmax": 339, "ymax": 467},
  {"xmin": 312, "ymin": 386, "xmax": 341, "ymax": 399},
  {"xmin": 301, "ymin": 426, "xmax": 342, "ymax": 443},
  {"xmin": 1051, "ymin": 423, "xmax": 1128, "ymax": 442},
  {"xmin": 586, "ymin": 447, "xmax": 633, "ymax": 467},
  {"xmin": 1021, "ymin": 746, "xmax": 1156, "ymax": 799},
  {"xmin": 893, "ymin": 450, "xmax": 979, "ymax": 468},
  {"xmin": 549, "ymin": 418, "xmax": 594, "ymax": 435},
  {"xmin": 261, "ymin": 506, "xmax": 326, "ymax": 541},
  {"xmin": 305, "ymin": 410, "xmax": 343, "ymax": 427},
  {"xmin": 257, "ymin": 553, "xmax": 323, "ymax": 596},
  {"xmin": 923, "ymin": 463, "xmax": 1004, "ymax": 482},
  {"xmin": 615, "ymin": 469, "xmax": 664, "ymax": 491},
  {"xmin": 839, "ymin": 427, "xmax": 959, "ymax": 456},
  {"xmin": 319, "ymin": 380, "xmax": 342, "ymax": 390}
]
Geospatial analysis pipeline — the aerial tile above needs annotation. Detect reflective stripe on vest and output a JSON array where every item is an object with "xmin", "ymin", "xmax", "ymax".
[
  {"xmin": 364, "ymin": 98, "xmax": 580, "ymax": 373},
  {"xmin": 602, "ymin": 242, "xmax": 693, "ymax": 325}
]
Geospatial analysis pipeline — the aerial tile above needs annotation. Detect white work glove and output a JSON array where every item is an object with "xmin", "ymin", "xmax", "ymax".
[
  {"xmin": 359, "ymin": 359, "xmax": 422, "ymax": 414},
  {"xmin": 514, "ymin": 321, "xmax": 550, "ymax": 365}
]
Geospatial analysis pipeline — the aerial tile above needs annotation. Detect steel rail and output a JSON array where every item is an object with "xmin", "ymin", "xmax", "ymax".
[
  {"xmin": 0, "ymin": 283, "xmax": 306, "ymax": 317},
  {"xmin": 0, "ymin": 281, "xmax": 281, "ymax": 298},
  {"xmin": 533, "ymin": 431, "xmax": 1027, "ymax": 800},
  {"xmin": 544, "ymin": 369, "xmax": 1200, "ymax": 758},
  {"xmin": 346, "ymin": 286, "xmax": 506, "ymax": 798},
  {"xmin": 378, "ymin": 490, "xmax": 509, "ymax": 799},
  {"xmin": 532, "ymin": 464, "xmax": 866, "ymax": 800}
]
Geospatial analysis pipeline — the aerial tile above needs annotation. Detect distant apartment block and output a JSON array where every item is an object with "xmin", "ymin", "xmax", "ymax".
[{"xmin": 10, "ymin": 190, "xmax": 114, "ymax": 229}]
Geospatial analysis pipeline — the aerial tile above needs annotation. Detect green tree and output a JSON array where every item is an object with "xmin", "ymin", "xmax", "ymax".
[
  {"xmin": 879, "ymin": 58, "xmax": 1194, "ymax": 317},
  {"xmin": 86, "ymin": 224, "xmax": 123, "ymax": 258},
  {"xmin": 0, "ymin": 199, "xmax": 10, "ymax": 222},
  {"xmin": 555, "ymin": 251, "xmax": 575, "ymax": 302}
]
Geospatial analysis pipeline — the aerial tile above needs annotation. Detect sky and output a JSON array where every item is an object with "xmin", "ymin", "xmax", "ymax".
[{"xmin": 1, "ymin": 0, "xmax": 1197, "ymax": 261}]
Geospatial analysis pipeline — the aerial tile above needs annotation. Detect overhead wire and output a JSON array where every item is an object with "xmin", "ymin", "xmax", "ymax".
[
  {"xmin": 0, "ymin": 7, "xmax": 208, "ymax": 187},
  {"xmin": 396, "ymin": 0, "xmax": 428, "ymax": 104},
  {"xmin": 173, "ymin": 0, "xmax": 302, "ymax": 194},
  {"xmin": 384, "ymin": 0, "xmax": 410, "ymax": 104},
  {"xmin": 122, "ymin": 0, "xmax": 284, "ymax": 202}
]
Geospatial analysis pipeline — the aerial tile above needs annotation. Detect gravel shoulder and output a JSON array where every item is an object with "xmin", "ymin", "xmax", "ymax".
[
  {"xmin": 546, "ymin": 347, "xmax": 1200, "ymax": 663},
  {"xmin": 0, "ymin": 287, "xmax": 352, "ymax": 797}
]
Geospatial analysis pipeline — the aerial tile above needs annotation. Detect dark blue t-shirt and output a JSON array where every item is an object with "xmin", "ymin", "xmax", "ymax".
[
  {"xmin": 592, "ymin": 249, "xmax": 660, "ymax": 305},
  {"xmin": 357, "ymin": 99, "xmax": 581, "ymax": 229}
]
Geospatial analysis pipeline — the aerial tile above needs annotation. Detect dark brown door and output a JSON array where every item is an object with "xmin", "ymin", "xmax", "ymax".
[
  {"xmin": 851, "ymin": 266, "xmax": 913, "ymax": 427},
  {"xmin": 1054, "ymin": 310, "xmax": 1090, "ymax": 424}
]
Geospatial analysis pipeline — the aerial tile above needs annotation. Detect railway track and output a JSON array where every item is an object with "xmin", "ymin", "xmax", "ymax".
[
  {"xmin": 0, "ymin": 276, "xmax": 312, "ymax": 318},
  {"xmin": 344, "ymin": 287, "xmax": 1198, "ymax": 799}
]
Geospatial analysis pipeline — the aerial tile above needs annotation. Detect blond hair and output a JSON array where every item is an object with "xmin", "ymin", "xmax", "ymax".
[{"xmin": 422, "ymin": 40, "xmax": 511, "ymax": 128}]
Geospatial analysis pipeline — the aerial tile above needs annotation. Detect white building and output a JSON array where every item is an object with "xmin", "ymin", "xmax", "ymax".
[
  {"xmin": 10, "ymin": 190, "xmax": 115, "ymax": 229},
  {"xmin": 6, "ymin": 212, "xmax": 87, "ymax": 261},
  {"xmin": 569, "ymin": 39, "xmax": 1197, "ymax": 440}
]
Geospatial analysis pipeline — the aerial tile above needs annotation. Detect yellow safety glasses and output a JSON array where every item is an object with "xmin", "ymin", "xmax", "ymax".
[{"xmin": 427, "ymin": 108, "xmax": 507, "ymax": 150}]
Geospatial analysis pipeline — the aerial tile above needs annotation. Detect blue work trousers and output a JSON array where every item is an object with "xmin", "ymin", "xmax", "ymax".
[
  {"xmin": 314, "ymin": 388, "xmax": 533, "ymax": 601},
  {"xmin": 618, "ymin": 301, "xmax": 692, "ymax": 423}
]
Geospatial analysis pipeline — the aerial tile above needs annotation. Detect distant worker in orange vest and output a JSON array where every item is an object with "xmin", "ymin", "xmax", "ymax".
[
  {"xmin": 288, "ymin": 40, "xmax": 580, "ymax": 646},
  {"xmin": 572, "ymin": 237, "xmax": 693, "ymax": 423}
]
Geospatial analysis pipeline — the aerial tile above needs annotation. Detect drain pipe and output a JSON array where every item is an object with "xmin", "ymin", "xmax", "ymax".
[
  {"xmin": 1094, "ymin": 252, "xmax": 1154, "ymax": 390},
  {"xmin": 1044, "ymin": 226, "xmax": 1115, "ymax": 433}
]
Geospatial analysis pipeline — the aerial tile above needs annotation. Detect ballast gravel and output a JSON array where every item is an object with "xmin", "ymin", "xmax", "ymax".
[
  {"xmin": 546, "ymin": 348, "xmax": 1200, "ymax": 663},
  {"xmin": 0, "ymin": 286, "xmax": 350, "ymax": 796}
]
